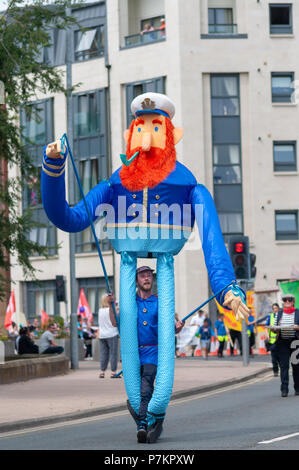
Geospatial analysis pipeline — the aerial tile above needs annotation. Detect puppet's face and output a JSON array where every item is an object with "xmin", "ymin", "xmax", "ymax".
[
  {"xmin": 120, "ymin": 114, "xmax": 183, "ymax": 191},
  {"xmin": 130, "ymin": 114, "xmax": 167, "ymax": 152}
]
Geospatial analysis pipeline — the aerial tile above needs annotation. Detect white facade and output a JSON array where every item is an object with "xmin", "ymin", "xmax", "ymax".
[{"xmin": 10, "ymin": 0, "xmax": 299, "ymax": 323}]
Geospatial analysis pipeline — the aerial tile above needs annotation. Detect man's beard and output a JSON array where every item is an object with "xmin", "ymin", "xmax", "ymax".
[
  {"xmin": 138, "ymin": 281, "xmax": 153, "ymax": 293},
  {"xmin": 120, "ymin": 131, "xmax": 177, "ymax": 192}
]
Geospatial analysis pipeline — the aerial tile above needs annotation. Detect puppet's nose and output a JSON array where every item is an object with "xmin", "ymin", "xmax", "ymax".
[{"xmin": 141, "ymin": 132, "xmax": 152, "ymax": 152}]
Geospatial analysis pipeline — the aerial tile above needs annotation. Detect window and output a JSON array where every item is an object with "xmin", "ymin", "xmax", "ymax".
[
  {"xmin": 78, "ymin": 277, "xmax": 114, "ymax": 325},
  {"xmin": 271, "ymin": 72, "xmax": 294, "ymax": 103},
  {"xmin": 75, "ymin": 25, "xmax": 104, "ymax": 62},
  {"xmin": 213, "ymin": 144, "xmax": 241, "ymax": 184},
  {"xmin": 210, "ymin": 75, "xmax": 243, "ymax": 237},
  {"xmin": 20, "ymin": 99, "xmax": 57, "ymax": 256},
  {"xmin": 72, "ymin": 89, "xmax": 110, "ymax": 254},
  {"xmin": 211, "ymin": 75, "xmax": 239, "ymax": 116},
  {"xmin": 125, "ymin": 77, "xmax": 165, "ymax": 126},
  {"xmin": 273, "ymin": 141, "xmax": 297, "ymax": 172},
  {"xmin": 208, "ymin": 8, "xmax": 237, "ymax": 34},
  {"xmin": 275, "ymin": 211, "xmax": 298, "ymax": 240},
  {"xmin": 270, "ymin": 4, "xmax": 292, "ymax": 34},
  {"xmin": 26, "ymin": 280, "xmax": 60, "ymax": 322}
]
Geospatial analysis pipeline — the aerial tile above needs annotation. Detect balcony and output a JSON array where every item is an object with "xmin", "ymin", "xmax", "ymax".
[
  {"xmin": 125, "ymin": 28, "xmax": 166, "ymax": 48},
  {"xmin": 119, "ymin": 0, "xmax": 165, "ymax": 49}
]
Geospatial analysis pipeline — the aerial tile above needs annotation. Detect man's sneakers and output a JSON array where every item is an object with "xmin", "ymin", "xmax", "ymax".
[
  {"xmin": 146, "ymin": 419, "xmax": 164, "ymax": 443},
  {"xmin": 281, "ymin": 391, "xmax": 288, "ymax": 397},
  {"xmin": 137, "ymin": 422, "xmax": 147, "ymax": 443}
]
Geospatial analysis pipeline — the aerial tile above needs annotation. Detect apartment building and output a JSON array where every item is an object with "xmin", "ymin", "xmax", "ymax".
[{"xmin": 10, "ymin": 0, "xmax": 299, "ymax": 324}]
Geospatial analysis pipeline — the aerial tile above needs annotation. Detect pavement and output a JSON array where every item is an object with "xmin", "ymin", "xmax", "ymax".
[{"xmin": 0, "ymin": 355, "xmax": 272, "ymax": 432}]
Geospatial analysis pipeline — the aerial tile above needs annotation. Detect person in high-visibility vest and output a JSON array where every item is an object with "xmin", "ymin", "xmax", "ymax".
[
  {"xmin": 266, "ymin": 303, "xmax": 280, "ymax": 376},
  {"xmin": 214, "ymin": 313, "xmax": 227, "ymax": 358}
]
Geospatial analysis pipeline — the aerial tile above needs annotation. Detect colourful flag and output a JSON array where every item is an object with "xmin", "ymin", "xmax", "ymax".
[
  {"xmin": 4, "ymin": 290, "xmax": 16, "ymax": 330},
  {"xmin": 279, "ymin": 280, "xmax": 299, "ymax": 308},
  {"xmin": 41, "ymin": 309, "xmax": 50, "ymax": 328},
  {"xmin": 77, "ymin": 288, "xmax": 93, "ymax": 321}
]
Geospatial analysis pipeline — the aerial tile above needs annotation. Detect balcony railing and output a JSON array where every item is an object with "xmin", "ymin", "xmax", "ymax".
[
  {"xmin": 124, "ymin": 29, "xmax": 166, "ymax": 47},
  {"xmin": 208, "ymin": 24, "xmax": 238, "ymax": 34}
]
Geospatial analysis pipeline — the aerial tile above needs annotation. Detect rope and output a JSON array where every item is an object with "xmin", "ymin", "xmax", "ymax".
[
  {"xmin": 181, "ymin": 280, "xmax": 236, "ymax": 323},
  {"xmin": 60, "ymin": 134, "xmax": 119, "ymax": 331}
]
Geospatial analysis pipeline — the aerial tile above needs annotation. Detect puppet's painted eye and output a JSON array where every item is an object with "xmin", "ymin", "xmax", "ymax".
[
  {"xmin": 154, "ymin": 126, "xmax": 159, "ymax": 132},
  {"xmin": 138, "ymin": 128, "xmax": 142, "ymax": 132}
]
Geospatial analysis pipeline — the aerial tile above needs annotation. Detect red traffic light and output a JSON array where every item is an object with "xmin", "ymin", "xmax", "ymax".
[{"xmin": 234, "ymin": 242, "xmax": 245, "ymax": 253}]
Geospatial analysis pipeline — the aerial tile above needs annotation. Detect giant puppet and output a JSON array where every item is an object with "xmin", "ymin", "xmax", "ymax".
[{"xmin": 41, "ymin": 92, "xmax": 249, "ymax": 433}]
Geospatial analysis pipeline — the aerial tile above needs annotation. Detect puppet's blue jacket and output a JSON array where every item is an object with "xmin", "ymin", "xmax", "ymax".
[{"xmin": 41, "ymin": 147, "xmax": 237, "ymax": 305}]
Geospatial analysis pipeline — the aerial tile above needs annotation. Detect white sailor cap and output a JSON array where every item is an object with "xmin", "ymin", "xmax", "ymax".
[{"xmin": 131, "ymin": 92, "xmax": 175, "ymax": 120}]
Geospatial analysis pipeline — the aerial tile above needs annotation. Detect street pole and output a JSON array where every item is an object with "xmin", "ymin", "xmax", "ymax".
[
  {"xmin": 66, "ymin": 7, "xmax": 78, "ymax": 369},
  {"xmin": 240, "ymin": 280, "xmax": 249, "ymax": 366},
  {"xmin": 241, "ymin": 318, "xmax": 249, "ymax": 366}
]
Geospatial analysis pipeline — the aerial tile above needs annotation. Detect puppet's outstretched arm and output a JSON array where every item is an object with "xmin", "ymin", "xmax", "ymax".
[
  {"xmin": 190, "ymin": 184, "xmax": 249, "ymax": 319},
  {"xmin": 41, "ymin": 145, "xmax": 113, "ymax": 233}
]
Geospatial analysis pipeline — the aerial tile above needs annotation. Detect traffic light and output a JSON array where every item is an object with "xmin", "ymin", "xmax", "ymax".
[
  {"xmin": 55, "ymin": 275, "xmax": 66, "ymax": 302},
  {"xmin": 250, "ymin": 253, "xmax": 257, "ymax": 279},
  {"xmin": 228, "ymin": 236, "xmax": 250, "ymax": 280}
]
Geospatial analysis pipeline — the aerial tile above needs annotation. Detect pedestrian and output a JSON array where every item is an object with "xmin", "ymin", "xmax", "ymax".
[
  {"xmin": 270, "ymin": 294, "xmax": 299, "ymax": 397},
  {"xmin": 77, "ymin": 313, "xmax": 83, "ymax": 339},
  {"xmin": 109, "ymin": 266, "xmax": 184, "ymax": 443},
  {"xmin": 265, "ymin": 303, "xmax": 280, "ymax": 376},
  {"xmin": 18, "ymin": 327, "xmax": 39, "ymax": 355},
  {"xmin": 214, "ymin": 313, "xmax": 227, "ymax": 358},
  {"xmin": 247, "ymin": 309, "xmax": 256, "ymax": 357},
  {"xmin": 83, "ymin": 321, "xmax": 97, "ymax": 360},
  {"xmin": 196, "ymin": 318, "xmax": 215, "ymax": 359},
  {"xmin": 39, "ymin": 323, "xmax": 64, "ymax": 355},
  {"xmin": 189, "ymin": 309, "xmax": 204, "ymax": 357},
  {"xmin": 98, "ymin": 294, "xmax": 120, "ymax": 379},
  {"xmin": 228, "ymin": 326, "xmax": 242, "ymax": 356}
]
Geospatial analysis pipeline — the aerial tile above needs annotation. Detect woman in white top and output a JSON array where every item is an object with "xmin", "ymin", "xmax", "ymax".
[
  {"xmin": 98, "ymin": 294, "xmax": 120, "ymax": 378},
  {"xmin": 189, "ymin": 310, "xmax": 204, "ymax": 356}
]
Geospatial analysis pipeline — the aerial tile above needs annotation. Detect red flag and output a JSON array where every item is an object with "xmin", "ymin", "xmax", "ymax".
[
  {"xmin": 41, "ymin": 309, "xmax": 50, "ymax": 328},
  {"xmin": 77, "ymin": 288, "xmax": 93, "ymax": 321},
  {"xmin": 4, "ymin": 290, "xmax": 16, "ymax": 329}
]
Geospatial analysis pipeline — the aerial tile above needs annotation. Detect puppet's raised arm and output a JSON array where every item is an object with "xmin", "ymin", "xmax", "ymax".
[{"xmin": 41, "ymin": 144, "xmax": 113, "ymax": 233}]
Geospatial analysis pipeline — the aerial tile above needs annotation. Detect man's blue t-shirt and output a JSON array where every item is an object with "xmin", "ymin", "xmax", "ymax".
[{"xmin": 137, "ymin": 294, "xmax": 158, "ymax": 366}]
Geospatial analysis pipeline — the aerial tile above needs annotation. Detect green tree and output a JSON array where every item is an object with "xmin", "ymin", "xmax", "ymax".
[{"xmin": 0, "ymin": 0, "xmax": 79, "ymax": 327}]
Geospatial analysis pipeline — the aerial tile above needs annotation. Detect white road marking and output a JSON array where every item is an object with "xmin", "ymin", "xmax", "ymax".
[
  {"xmin": 259, "ymin": 432, "xmax": 299, "ymax": 445},
  {"xmin": 0, "ymin": 373, "xmax": 272, "ymax": 439}
]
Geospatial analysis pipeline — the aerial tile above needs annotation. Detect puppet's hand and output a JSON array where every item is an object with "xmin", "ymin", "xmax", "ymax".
[
  {"xmin": 223, "ymin": 289, "xmax": 250, "ymax": 321},
  {"xmin": 46, "ymin": 140, "xmax": 64, "ymax": 159}
]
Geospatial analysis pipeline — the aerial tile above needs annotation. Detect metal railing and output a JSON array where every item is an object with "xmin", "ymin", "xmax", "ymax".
[{"xmin": 124, "ymin": 29, "xmax": 166, "ymax": 47}]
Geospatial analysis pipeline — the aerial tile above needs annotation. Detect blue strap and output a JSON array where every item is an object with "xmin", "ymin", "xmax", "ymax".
[
  {"xmin": 182, "ymin": 281, "xmax": 236, "ymax": 323},
  {"xmin": 231, "ymin": 283, "xmax": 246, "ymax": 303}
]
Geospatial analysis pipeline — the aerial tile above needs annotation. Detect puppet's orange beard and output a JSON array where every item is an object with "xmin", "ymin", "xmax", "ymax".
[{"xmin": 120, "ymin": 145, "xmax": 176, "ymax": 192}]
